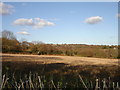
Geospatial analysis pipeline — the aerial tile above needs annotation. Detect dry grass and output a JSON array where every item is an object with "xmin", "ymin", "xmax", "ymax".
[
  {"xmin": 1, "ymin": 53, "xmax": 119, "ymax": 66},
  {"xmin": 1, "ymin": 53, "xmax": 120, "ymax": 89}
]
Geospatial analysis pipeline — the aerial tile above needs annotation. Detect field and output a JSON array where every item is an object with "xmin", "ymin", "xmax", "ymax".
[
  {"xmin": 1, "ymin": 53, "xmax": 120, "ymax": 89},
  {"xmin": 2, "ymin": 53, "xmax": 119, "ymax": 66}
]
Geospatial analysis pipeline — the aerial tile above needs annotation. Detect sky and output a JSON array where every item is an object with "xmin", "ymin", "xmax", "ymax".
[
  {"xmin": 1, "ymin": 2, "xmax": 118, "ymax": 45},
  {"xmin": 2, "ymin": 0, "xmax": 119, "ymax": 2}
]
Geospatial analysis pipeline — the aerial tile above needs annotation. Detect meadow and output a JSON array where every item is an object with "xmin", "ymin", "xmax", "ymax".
[{"xmin": 1, "ymin": 54, "xmax": 120, "ymax": 89}]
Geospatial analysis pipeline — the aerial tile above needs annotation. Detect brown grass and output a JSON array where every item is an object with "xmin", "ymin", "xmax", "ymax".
[{"xmin": 1, "ymin": 53, "xmax": 118, "ymax": 66}]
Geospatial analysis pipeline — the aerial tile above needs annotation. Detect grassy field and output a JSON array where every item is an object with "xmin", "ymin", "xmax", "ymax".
[
  {"xmin": 1, "ymin": 53, "xmax": 120, "ymax": 89},
  {"xmin": 2, "ymin": 53, "xmax": 119, "ymax": 65}
]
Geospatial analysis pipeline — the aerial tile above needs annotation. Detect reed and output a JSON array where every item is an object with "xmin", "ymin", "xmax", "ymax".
[{"xmin": 1, "ymin": 73, "xmax": 119, "ymax": 89}]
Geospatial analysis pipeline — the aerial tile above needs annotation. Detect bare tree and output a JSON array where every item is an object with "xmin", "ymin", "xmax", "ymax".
[{"xmin": 2, "ymin": 30, "xmax": 16, "ymax": 40}]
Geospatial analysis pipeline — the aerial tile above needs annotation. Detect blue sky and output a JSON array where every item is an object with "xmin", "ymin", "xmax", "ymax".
[{"xmin": 1, "ymin": 2, "xmax": 118, "ymax": 45}]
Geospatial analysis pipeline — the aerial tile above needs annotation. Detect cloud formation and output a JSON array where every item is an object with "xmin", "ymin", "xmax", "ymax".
[
  {"xmin": 17, "ymin": 31, "xmax": 30, "ymax": 35},
  {"xmin": 13, "ymin": 18, "xmax": 55, "ymax": 29},
  {"xmin": 13, "ymin": 18, "xmax": 34, "ymax": 26},
  {"xmin": 85, "ymin": 16, "xmax": 103, "ymax": 24},
  {"xmin": 0, "ymin": 2, "xmax": 14, "ymax": 15}
]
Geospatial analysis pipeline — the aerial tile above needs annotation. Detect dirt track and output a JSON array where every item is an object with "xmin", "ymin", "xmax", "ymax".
[{"xmin": 1, "ymin": 53, "xmax": 119, "ymax": 66}]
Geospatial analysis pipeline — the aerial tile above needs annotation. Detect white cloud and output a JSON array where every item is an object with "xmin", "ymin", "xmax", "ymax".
[
  {"xmin": 17, "ymin": 31, "xmax": 30, "ymax": 35},
  {"xmin": 0, "ymin": 2, "xmax": 14, "ymax": 15},
  {"xmin": 13, "ymin": 18, "xmax": 55, "ymax": 29},
  {"xmin": 13, "ymin": 18, "xmax": 34, "ymax": 26},
  {"xmin": 85, "ymin": 16, "xmax": 103, "ymax": 24},
  {"xmin": 34, "ymin": 18, "xmax": 55, "ymax": 28}
]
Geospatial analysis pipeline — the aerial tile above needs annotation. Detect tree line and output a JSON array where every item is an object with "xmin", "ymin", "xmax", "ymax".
[{"xmin": 1, "ymin": 30, "xmax": 119, "ymax": 59}]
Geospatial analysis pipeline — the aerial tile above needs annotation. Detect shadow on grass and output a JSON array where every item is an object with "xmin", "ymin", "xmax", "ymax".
[{"xmin": 2, "ymin": 61, "xmax": 120, "ymax": 82}]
